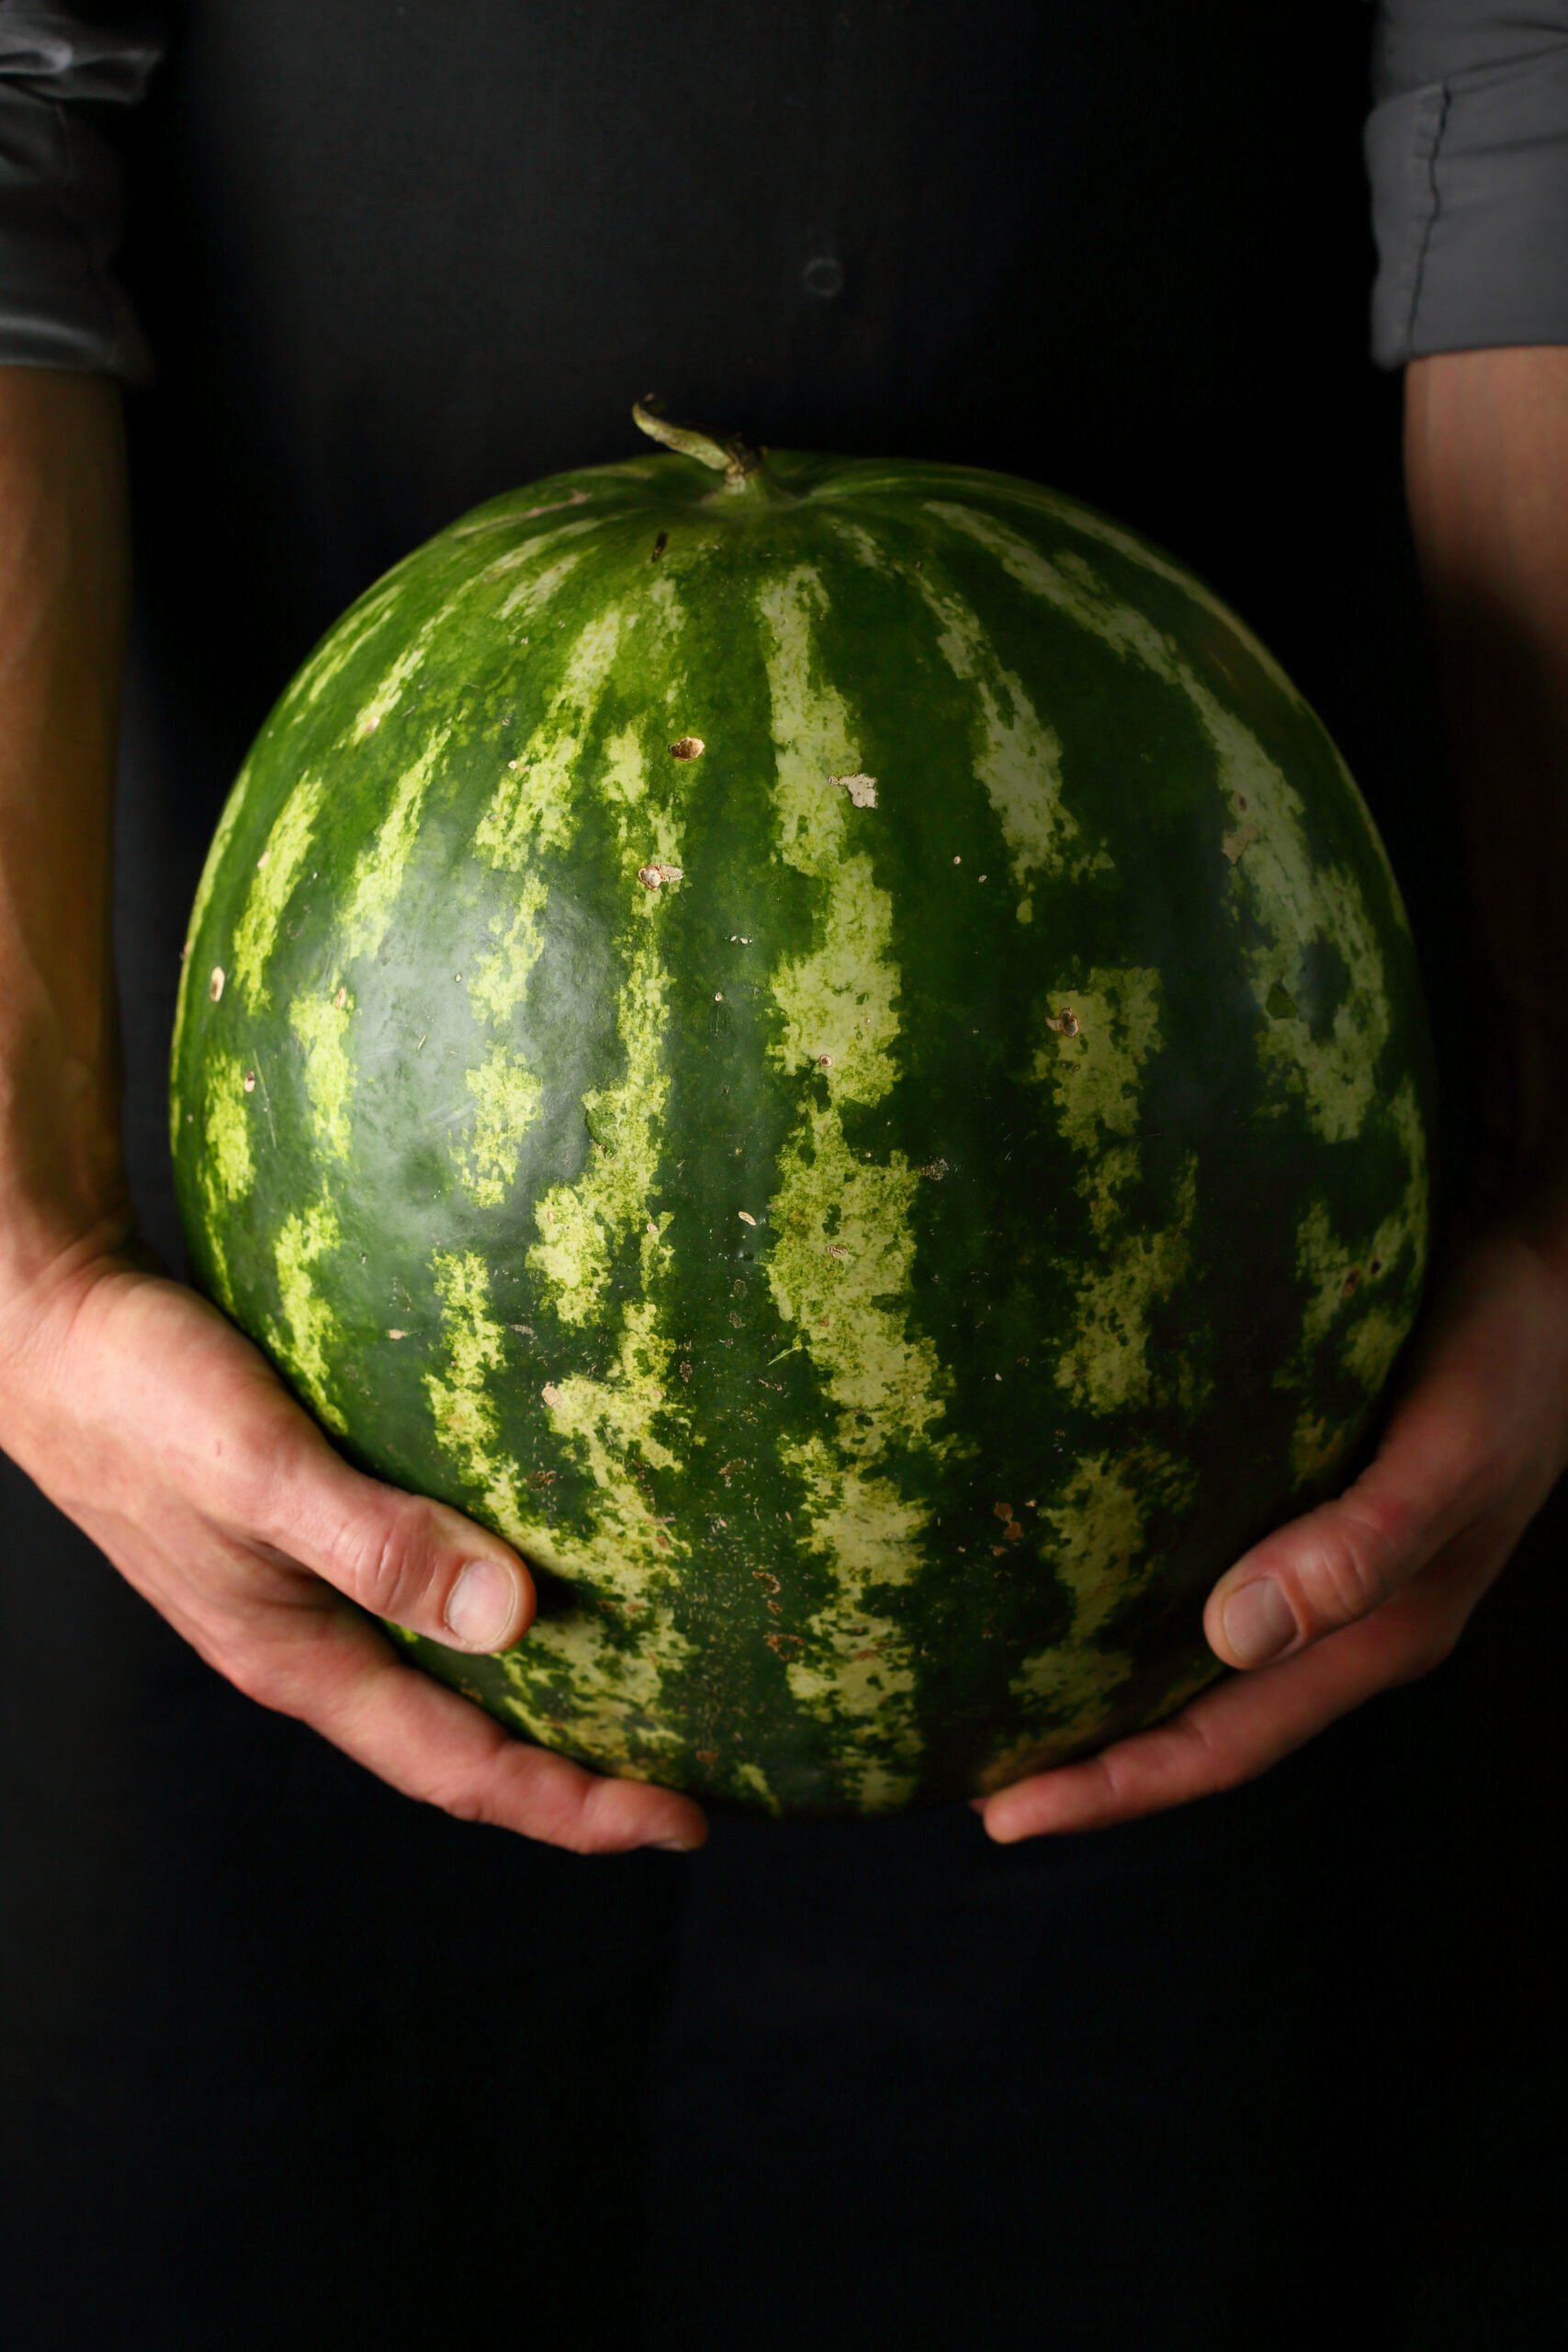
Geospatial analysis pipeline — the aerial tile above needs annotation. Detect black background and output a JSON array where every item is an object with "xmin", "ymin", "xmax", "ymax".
[{"xmin": 2, "ymin": 6, "xmax": 1563, "ymax": 2345}]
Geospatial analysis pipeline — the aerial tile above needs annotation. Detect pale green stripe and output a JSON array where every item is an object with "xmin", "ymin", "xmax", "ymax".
[
  {"xmin": 194, "ymin": 1048, "xmax": 255, "ymax": 1311},
  {"xmin": 459, "ymin": 1044, "xmax": 544, "ymax": 1209},
  {"xmin": 339, "ymin": 728, "xmax": 451, "ymax": 967},
  {"xmin": 1032, "ymin": 966, "xmax": 1203, "ymax": 1417},
  {"xmin": 462, "ymin": 597, "xmax": 632, "ymax": 1043},
  {"xmin": 423, "ymin": 1250, "xmax": 537, "ymax": 1539},
  {"xmin": 423, "ymin": 1252, "xmax": 691, "ymax": 1772},
  {"xmin": 289, "ymin": 988, "xmax": 355, "ymax": 1162},
  {"xmin": 474, "ymin": 604, "xmax": 628, "ymax": 872},
  {"xmin": 754, "ymin": 568, "xmax": 899, "ymax": 1102},
  {"xmin": 514, "ymin": 582, "xmax": 695, "ymax": 1713},
  {"xmin": 757, "ymin": 563, "xmax": 949, "ymax": 1809},
  {"xmin": 910, "ymin": 564, "xmax": 1088, "ymax": 907},
  {"xmin": 1275, "ymin": 1073, "xmax": 1429, "ymax": 1478},
  {"xmin": 998, "ymin": 1445, "xmax": 1197, "ymax": 1775},
  {"xmin": 528, "ymin": 721, "xmax": 682, "ymax": 1313},
  {"xmin": 173, "ymin": 745, "xmax": 260, "ymax": 1079},
  {"xmin": 230, "ymin": 775, "xmax": 324, "ymax": 1012},
  {"xmin": 271, "ymin": 1197, "xmax": 346, "ymax": 1431}
]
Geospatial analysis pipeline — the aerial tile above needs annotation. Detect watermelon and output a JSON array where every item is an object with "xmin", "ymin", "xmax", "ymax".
[{"xmin": 169, "ymin": 409, "xmax": 1433, "ymax": 1816}]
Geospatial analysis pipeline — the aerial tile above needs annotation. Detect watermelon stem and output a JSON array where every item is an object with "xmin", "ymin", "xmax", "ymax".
[{"xmin": 633, "ymin": 398, "xmax": 769, "ymax": 492}]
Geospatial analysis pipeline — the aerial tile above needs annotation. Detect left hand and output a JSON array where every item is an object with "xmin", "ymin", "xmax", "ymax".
[{"xmin": 975, "ymin": 1212, "xmax": 1568, "ymax": 1842}]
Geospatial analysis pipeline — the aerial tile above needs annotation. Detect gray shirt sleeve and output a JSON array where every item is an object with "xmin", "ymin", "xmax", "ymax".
[
  {"xmin": 0, "ymin": 4, "xmax": 166, "ymax": 380},
  {"xmin": 1368, "ymin": 2, "xmax": 1568, "ymax": 367}
]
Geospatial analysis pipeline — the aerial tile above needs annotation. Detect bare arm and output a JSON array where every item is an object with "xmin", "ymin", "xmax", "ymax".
[
  {"xmin": 0, "ymin": 368, "xmax": 130, "ymax": 1296},
  {"xmin": 1404, "ymin": 346, "xmax": 1568, "ymax": 1217},
  {"xmin": 0, "ymin": 367, "xmax": 703, "ymax": 1854},
  {"xmin": 979, "ymin": 345, "xmax": 1568, "ymax": 1839}
]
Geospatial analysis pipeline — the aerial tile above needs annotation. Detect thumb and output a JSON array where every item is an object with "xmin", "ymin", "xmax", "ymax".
[
  {"xmin": 1202, "ymin": 1439, "xmax": 1457, "ymax": 1673},
  {"xmin": 256, "ymin": 1418, "xmax": 536, "ymax": 1655}
]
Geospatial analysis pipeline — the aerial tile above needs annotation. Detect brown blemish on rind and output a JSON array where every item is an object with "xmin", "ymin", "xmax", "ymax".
[
  {"xmin": 752, "ymin": 1568, "xmax": 784, "ymax": 1617},
  {"xmin": 637, "ymin": 861, "xmax": 684, "ymax": 889},
  {"xmin": 1043, "ymin": 1008, "xmax": 1080, "ymax": 1039},
  {"xmin": 669, "ymin": 735, "xmax": 705, "ymax": 760},
  {"xmin": 650, "ymin": 531, "xmax": 668, "ymax": 561},
  {"xmin": 209, "ymin": 967, "xmax": 225, "ymax": 1001}
]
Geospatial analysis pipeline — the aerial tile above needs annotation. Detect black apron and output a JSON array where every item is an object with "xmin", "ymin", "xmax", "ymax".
[{"xmin": 5, "ymin": 6, "xmax": 1560, "ymax": 2346}]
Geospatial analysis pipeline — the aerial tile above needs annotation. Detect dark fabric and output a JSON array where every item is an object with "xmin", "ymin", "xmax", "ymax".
[
  {"xmin": 1, "ymin": 6, "xmax": 1563, "ymax": 2347},
  {"xmin": 11, "ymin": 6, "xmax": 1568, "ymax": 386},
  {"xmin": 0, "ymin": 2, "xmax": 163, "ymax": 376},
  {"xmin": 1368, "ymin": 2, "xmax": 1568, "ymax": 363}
]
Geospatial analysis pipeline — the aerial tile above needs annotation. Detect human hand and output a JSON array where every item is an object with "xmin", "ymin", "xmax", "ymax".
[
  {"xmin": 0, "ymin": 1248, "xmax": 707, "ymax": 1854},
  {"xmin": 974, "ymin": 1216, "xmax": 1568, "ymax": 1842}
]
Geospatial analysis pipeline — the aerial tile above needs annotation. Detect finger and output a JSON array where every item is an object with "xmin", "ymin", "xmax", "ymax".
[
  {"xmin": 241, "ymin": 1407, "xmax": 537, "ymax": 1657},
  {"xmin": 1201, "ymin": 1345, "xmax": 1505, "ymax": 1672},
  {"xmin": 979, "ymin": 1552, "xmax": 1473, "ymax": 1842},
  {"xmin": 238, "ymin": 1599, "xmax": 707, "ymax": 1853}
]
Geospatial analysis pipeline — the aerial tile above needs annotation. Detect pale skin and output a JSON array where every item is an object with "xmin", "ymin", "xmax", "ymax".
[{"xmin": 1, "ymin": 355, "xmax": 1563, "ymax": 1853}]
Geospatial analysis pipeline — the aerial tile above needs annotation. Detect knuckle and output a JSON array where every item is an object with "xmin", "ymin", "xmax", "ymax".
[
  {"xmin": 222, "ymin": 1649, "xmax": 298, "ymax": 1715},
  {"xmin": 432, "ymin": 1782, "xmax": 495, "ymax": 1828},
  {"xmin": 1174, "ymin": 1710, "xmax": 1248, "ymax": 1795},
  {"xmin": 338, "ymin": 1498, "xmax": 436, "ymax": 1622},
  {"xmin": 1295, "ymin": 1509, "xmax": 1400, "ymax": 1627},
  {"xmin": 569, "ymin": 1806, "xmax": 632, "ymax": 1858}
]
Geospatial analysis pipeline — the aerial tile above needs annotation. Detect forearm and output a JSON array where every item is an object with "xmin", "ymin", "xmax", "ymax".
[
  {"xmin": 0, "ymin": 367, "xmax": 131, "ymax": 1299},
  {"xmin": 1404, "ymin": 347, "xmax": 1568, "ymax": 1221}
]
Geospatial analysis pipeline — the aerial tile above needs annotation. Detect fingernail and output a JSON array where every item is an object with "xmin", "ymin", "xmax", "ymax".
[
  {"xmin": 445, "ymin": 1558, "xmax": 519, "ymax": 1652},
  {"xmin": 649, "ymin": 1834, "xmax": 702, "ymax": 1853},
  {"xmin": 1222, "ymin": 1578, "xmax": 1296, "ymax": 1667}
]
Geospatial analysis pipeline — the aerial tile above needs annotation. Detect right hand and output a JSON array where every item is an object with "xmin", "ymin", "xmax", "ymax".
[{"xmin": 0, "ymin": 1245, "xmax": 707, "ymax": 1854}]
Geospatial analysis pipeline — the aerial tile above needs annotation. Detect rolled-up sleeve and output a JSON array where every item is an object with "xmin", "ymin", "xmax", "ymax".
[
  {"xmin": 1368, "ymin": 3, "xmax": 1568, "ymax": 366},
  {"xmin": 0, "ymin": 3, "xmax": 166, "ymax": 380}
]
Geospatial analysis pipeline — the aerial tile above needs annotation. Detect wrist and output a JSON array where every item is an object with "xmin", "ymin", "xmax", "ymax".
[{"xmin": 0, "ymin": 1058, "xmax": 133, "ymax": 1320}]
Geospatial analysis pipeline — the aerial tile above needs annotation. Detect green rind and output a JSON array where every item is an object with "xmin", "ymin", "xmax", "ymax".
[{"xmin": 170, "ymin": 447, "xmax": 1435, "ymax": 1815}]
